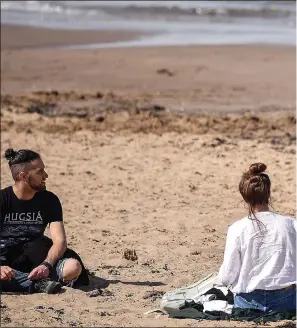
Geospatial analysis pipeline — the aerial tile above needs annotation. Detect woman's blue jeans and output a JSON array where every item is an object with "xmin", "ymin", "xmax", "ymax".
[
  {"xmin": 0, "ymin": 270, "xmax": 33, "ymax": 293},
  {"xmin": 235, "ymin": 287, "xmax": 296, "ymax": 312}
]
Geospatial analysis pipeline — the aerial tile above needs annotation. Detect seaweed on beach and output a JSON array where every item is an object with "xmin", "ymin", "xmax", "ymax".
[{"xmin": 1, "ymin": 91, "xmax": 295, "ymax": 147}]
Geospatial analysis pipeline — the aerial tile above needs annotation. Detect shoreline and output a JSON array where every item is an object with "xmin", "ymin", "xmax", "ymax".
[{"xmin": 1, "ymin": 23, "xmax": 295, "ymax": 51}]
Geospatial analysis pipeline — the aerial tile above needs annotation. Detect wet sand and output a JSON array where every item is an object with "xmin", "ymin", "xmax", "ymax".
[
  {"xmin": 1, "ymin": 24, "xmax": 146, "ymax": 50},
  {"xmin": 1, "ymin": 26, "xmax": 295, "ymax": 114}
]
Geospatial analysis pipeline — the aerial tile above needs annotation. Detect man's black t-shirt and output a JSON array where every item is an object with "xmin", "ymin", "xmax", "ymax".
[{"xmin": 0, "ymin": 186, "xmax": 63, "ymax": 253}]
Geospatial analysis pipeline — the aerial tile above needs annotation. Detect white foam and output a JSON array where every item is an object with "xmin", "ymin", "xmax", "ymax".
[{"xmin": 1, "ymin": 0, "xmax": 295, "ymax": 47}]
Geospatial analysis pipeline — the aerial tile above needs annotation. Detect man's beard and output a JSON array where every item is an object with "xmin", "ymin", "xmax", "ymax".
[{"xmin": 28, "ymin": 177, "xmax": 46, "ymax": 192}]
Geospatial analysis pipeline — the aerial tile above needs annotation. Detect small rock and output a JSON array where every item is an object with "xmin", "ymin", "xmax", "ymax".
[
  {"xmin": 249, "ymin": 116, "xmax": 260, "ymax": 122},
  {"xmin": 101, "ymin": 289, "xmax": 114, "ymax": 296},
  {"xmin": 96, "ymin": 91, "xmax": 104, "ymax": 99},
  {"xmin": 123, "ymin": 248, "xmax": 138, "ymax": 261},
  {"xmin": 2, "ymin": 316, "xmax": 11, "ymax": 323},
  {"xmin": 190, "ymin": 250, "xmax": 201, "ymax": 256},
  {"xmin": 54, "ymin": 309, "xmax": 64, "ymax": 316},
  {"xmin": 189, "ymin": 184, "xmax": 197, "ymax": 192},
  {"xmin": 156, "ymin": 68, "xmax": 174, "ymax": 77},
  {"xmin": 35, "ymin": 305, "xmax": 45, "ymax": 310},
  {"xmin": 94, "ymin": 115, "xmax": 105, "ymax": 122},
  {"xmin": 100, "ymin": 311, "xmax": 112, "ymax": 316},
  {"xmin": 143, "ymin": 290, "xmax": 165, "ymax": 301},
  {"xmin": 142, "ymin": 259, "xmax": 155, "ymax": 267},
  {"xmin": 108, "ymin": 268, "xmax": 120, "ymax": 276},
  {"xmin": 102, "ymin": 230, "xmax": 111, "ymax": 236},
  {"xmin": 87, "ymin": 288, "xmax": 102, "ymax": 297}
]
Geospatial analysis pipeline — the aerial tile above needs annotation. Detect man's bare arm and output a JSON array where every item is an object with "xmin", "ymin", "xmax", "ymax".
[
  {"xmin": 45, "ymin": 221, "xmax": 67, "ymax": 266},
  {"xmin": 28, "ymin": 222, "xmax": 67, "ymax": 280}
]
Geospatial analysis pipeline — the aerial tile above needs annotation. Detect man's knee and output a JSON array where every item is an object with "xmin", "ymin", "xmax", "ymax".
[{"xmin": 62, "ymin": 258, "xmax": 82, "ymax": 281}]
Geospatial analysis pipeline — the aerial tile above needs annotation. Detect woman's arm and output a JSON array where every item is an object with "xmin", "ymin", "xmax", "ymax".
[{"xmin": 218, "ymin": 226, "xmax": 241, "ymax": 286}]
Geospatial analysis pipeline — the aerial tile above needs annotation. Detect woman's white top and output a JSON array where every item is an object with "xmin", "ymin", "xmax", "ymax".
[{"xmin": 218, "ymin": 211, "xmax": 296, "ymax": 294}]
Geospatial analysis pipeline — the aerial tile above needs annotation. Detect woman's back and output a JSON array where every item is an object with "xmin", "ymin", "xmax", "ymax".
[{"xmin": 226, "ymin": 212, "xmax": 296, "ymax": 293}]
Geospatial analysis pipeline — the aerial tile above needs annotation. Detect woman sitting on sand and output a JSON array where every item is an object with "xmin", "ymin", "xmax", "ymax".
[{"xmin": 218, "ymin": 163, "xmax": 296, "ymax": 312}]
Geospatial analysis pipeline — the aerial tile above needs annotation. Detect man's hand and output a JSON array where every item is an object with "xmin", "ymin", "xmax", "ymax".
[
  {"xmin": 28, "ymin": 264, "xmax": 50, "ymax": 280},
  {"xmin": 0, "ymin": 266, "xmax": 15, "ymax": 281}
]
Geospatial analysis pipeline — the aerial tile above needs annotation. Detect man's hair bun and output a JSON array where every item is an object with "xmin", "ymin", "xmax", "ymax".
[{"xmin": 4, "ymin": 148, "xmax": 17, "ymax": 161}]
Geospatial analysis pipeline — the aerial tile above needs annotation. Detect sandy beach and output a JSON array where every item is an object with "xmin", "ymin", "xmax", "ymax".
[{"xmin": 1, "ymin": 24, "xmax": 296, "ymax": 327}]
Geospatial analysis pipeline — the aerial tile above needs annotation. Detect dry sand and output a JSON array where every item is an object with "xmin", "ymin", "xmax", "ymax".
[{"xmin": 0, "ymin": 25, "xmax": 296, "ymax": 327}]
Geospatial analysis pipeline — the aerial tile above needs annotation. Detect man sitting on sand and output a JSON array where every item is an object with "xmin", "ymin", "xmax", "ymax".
[
  {"xmin": 219, "ymin": 163, "xmax": 296, "ymax": 312},
  {"xmin": 0, "ymin": 148, "xmax": 88, "ymax": 294}
]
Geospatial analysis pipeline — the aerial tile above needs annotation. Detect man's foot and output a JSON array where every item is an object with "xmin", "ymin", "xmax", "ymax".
[{"xmin": 34, "ymin": 278, "xmax": 62, "ymax": 294}]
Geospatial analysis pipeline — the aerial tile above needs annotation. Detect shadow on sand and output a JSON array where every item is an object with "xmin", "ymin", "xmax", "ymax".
[{"xmin": 78, "ymin": 275, "xmax": 166, "ymax": 292}]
